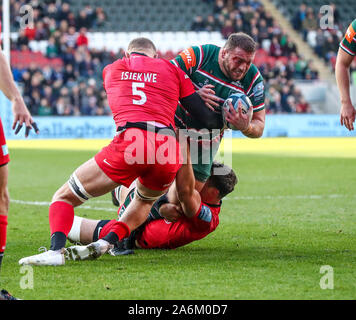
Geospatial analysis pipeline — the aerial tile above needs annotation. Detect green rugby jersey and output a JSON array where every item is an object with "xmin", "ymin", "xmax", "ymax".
[
  {"xmin": 118, "ymin": 188, "xmax": 162, "ymax": 221},
  {"xmin": 171, "ymin": 44, "xmax": 265, "ymax": 181},
  {"xmin": 118, "ymin": 188, "xmax": 135, "ymax": 219},
  {"xmin": 171, "ymin": 44, "xmax": 265, "ymax": 134},
  {"xmin": 340, "ymin": 19, "xmax": 356, "ymax": 56}
]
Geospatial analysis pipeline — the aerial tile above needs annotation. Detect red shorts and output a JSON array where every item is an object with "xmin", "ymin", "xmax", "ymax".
[
  {"xmin": 95, "ymin": 128, "xmax": 181, "ymax": 191},
  {"xmin": 0, "ymin": 119, "xmax": 9, "ymax": 166}
]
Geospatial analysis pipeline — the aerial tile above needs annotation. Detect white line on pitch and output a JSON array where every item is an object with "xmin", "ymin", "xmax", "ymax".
[
  {"xmin": 11, "ymin": 199, "xmax": 116, "ymax": 212},
  {"xmin": 11, "ymin": 194, "xmax": 350, "ymax": 210},
  {"xmin": 225, "ymin": 194, "xmax": 350, "ymax": 200}
]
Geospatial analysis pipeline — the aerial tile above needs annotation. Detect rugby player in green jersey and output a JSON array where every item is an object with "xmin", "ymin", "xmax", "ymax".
[
  {"xmin": 336, "ymin": 19, "xmax": 356, "ymax": 131},
  {"xmin": 171, "ymin": 32, "xmax": 265, "ymax": 191}
]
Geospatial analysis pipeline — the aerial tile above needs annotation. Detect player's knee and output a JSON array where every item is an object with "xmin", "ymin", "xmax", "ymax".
[
  {"xmin": 52, "ymin": 188, "xmax": 73, "ymax": 205},
  {"xmin": 67, "ymin": 172, "xmax": 93, "ymax": 203},
  {"xmin": 52, "ymin": 177, "xmax": 87, "ymax": 207}
]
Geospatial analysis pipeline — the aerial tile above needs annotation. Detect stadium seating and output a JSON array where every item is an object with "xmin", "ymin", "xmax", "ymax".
[
  {"xmin": 68, "ymin": 0, "xmax": 213, "ymax": 31},
  {"xmin": 6, "ymin": 0, "xmax": 319, "ymax": 116},
  {"xmin": 10, "ymin": 31, "xmax": 225, "ymax": 55},
  {"xmin": 272, "ymin": 0, "xmax": 356, "ymax": 68},
  {"xmin": 272, "ymin": 0, "xmax": 355, "ymax": 27},
  {"xmin": 10, "ymin": 50, "xmax": 63, "ymax": 69}
]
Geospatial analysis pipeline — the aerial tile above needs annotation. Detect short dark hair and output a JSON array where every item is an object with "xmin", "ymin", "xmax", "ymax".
[
  {"xmin": 224, "ymin": 32, "xmax": 256, "ymax": 53},
  {"xmin": 127, "ymin": 37, "xmax": 157, "ymax": 53},
  {"xmin": 207, "ymin": 162, "xmax": 238, "ymax": 199}
]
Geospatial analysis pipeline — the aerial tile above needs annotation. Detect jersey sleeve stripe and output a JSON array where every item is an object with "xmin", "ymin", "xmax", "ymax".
[
  {"xmin": 340, "ymin": 42, "xmax": 355, "ymax": 56},
  {"xmin": 171, "ymin": 59, "xmax": 179, "ymax": 67},
  {"xmin": 192, "ymin": 82, "xmax": 201, "ymax": 90},
  {"xmin": 253, "ymin": 103, "xmax": 265, "ymax": 112},
  {"xmin": 246, "ymin": 72, "xmax": 261, "ymax": 95},
  {"xmin": 197, "ymin": 45, "xmax": 204, "ymax": 70}
]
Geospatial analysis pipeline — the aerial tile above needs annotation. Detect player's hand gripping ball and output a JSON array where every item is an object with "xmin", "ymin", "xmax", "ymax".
[{"xmin": 222, "ymin": 93, "xmax": 253, "ymax": 130}]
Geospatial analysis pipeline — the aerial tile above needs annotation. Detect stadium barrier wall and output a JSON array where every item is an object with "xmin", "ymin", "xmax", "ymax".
[
  {"xmin": 2, "ymin": 115, "xmax": 355, "ymax": 139},
  {"xmin": 1, "ymin": 92, "xmax": 354, "ymax": 139}
]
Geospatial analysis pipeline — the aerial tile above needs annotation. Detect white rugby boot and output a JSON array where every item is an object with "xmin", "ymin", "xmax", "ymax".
[
  {"xmin": 19, "ymin": 248, "xmax": 67, "ymax": 266},
  {"xmin": 66, "ymin": 239, "xmax": 112, "ymax": 261}
]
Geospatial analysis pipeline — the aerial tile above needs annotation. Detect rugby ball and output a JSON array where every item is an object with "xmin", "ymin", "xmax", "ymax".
[{"xmin": 222, "ymin": 92, "xmax": 253, "ymax": 130}]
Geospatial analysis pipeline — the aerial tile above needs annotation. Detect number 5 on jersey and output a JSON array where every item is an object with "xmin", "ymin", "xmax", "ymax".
[{"xmin": 132, "ymin": 82, "xmax": 147, "ymax": 105}]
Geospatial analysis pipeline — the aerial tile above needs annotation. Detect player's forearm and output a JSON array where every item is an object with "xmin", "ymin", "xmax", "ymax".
[
  {"xmin": 176, "ymin": 147, "xmax": 195, "ymax": 200},
  {"xmin": 0, "ymin": 51, "xmax": 22, "ymax": 102},
  {"xmin": 175, "ymin": 146, "xmax": 201, "ymax": 217},
  {"xmin": 178, "ymin": 189, "xmax": 201, "ymax": 218},
  {"xmin": 241, "ymin": 118, "xmax": 264, "ymax": 138},
  {"xmin": 335, "ymin": 61, "xmax": 352, "ymax": 104},
  {"xmin": 180, "ymin": 93, "xmax": 224, "ymax": 129}
]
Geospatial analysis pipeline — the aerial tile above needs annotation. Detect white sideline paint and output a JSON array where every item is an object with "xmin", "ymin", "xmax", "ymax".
[
  {"xmin": 10, "ymin": 194, "xmax": 350, "ymax": 212},
  {"xmin": 225, "ymin": 194, "xmax": 350, "ymax": 201},
  {"xmin": 84, "ymin": 194, "xmax": 350, "ymax": 201},
  {"xmin": 11, "ymin": 199, "xmax": 116, "ymax": 212}
]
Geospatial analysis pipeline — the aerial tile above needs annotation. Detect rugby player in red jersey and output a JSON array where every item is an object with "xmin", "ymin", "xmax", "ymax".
[
  {"xmin": 19, "ymin": 38, "xmax": 224, "ymax": 266},
  {"xmin": 0, "ymin": 49, "xmax": 39, "ymax": 300},
  {"xmin": 66, "ymin": 146, "xmax": 237, "ymax": 252}
]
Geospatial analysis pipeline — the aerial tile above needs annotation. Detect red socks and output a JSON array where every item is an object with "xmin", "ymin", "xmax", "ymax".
[
  {"xmin": 102, "ymin": 221, "xmax": 130, "ymax": 244},
  {"xmin": 49, "ymin": 201, "xmax": 74, "ymax": 236},
  {"xmin": 110, "ymin": 221, "xmax": 130, "ymax": 240},
  {"xmin": 0, "ymin": 214, "xmax": 8, "ymax": 254},
  {"xmin": 98, "ymin": 220, "xmax": 117, "ymax": 239}
]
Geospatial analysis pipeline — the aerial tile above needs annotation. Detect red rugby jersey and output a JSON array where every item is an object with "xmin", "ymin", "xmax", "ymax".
[
  {"xmin": 136, "ymin": 201, "xmax": 221, "ymax": 249},
  {"xmin": 103, "ymin": 53, "xmax": 195, "ymax": 128}
]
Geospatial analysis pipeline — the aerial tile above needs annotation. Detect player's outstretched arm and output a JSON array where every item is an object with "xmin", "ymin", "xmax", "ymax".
[
  {"xmin": 175, "ymin": 143, "xmax": 202, "ymax": 218},
  {"xmin": 196, "ymin": 84, "xmax": 221, "ymax": 110},
  {"xmin": 335, "ymin": 48, "xmax": 355, "ymax": 131},
  {"xmin": 180, "ymin": 92, "xmax": 224, "ymax": 129},
  {"xmin": 0, "ymin": 51, "xmax": 39, "ymax": 137}
]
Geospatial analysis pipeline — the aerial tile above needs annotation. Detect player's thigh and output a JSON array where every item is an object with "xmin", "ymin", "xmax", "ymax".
[
  {"xmin": 74, "ymin": 157, "xmax": 119, "ymax": 197},
  {"xmin": 53, "ymin": 158, "xmax": 119, "ymax": 204},
  {"xmin": 192, "ymin": 162, "xmax": 212, "ymax": 185},
  {"xmin": 0, "ymin": 164, "xmax": 8, "ymax": 190},
  {"xmin": 0, "ymin": 164, "xmax": 9, "ymax": 213},
  {"xmin": 136, "ymin": 179, "xmax": 166, "ymax": 199},
  {"xmin": 138, "ymin": 136, "xmax": 181, "ymax": 195},
  {"xmin": 0, "ymin": 119, "xmax": 9, "ymax": 196}
]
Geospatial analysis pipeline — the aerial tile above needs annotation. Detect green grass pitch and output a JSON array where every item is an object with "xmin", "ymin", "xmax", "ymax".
[{"xmin": 0, "ymin": 138, "xmax": 355, "ymax": 300}]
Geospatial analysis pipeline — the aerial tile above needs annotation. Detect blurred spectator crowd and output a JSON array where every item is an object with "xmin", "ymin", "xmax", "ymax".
[
  {"xmin": 192, "ymin": 0, "xmax": 315, "ymax": 113},
  {"xmin": 292, "ymin": 3, "xmax": 343, "ymax": 68},
  {"xmin": 2, "ymin": 0, "xmax": 315, "ymax": 116},
  {"xmin": 2, "ymin": 0, "xmax": 114, "ymax": 116}
]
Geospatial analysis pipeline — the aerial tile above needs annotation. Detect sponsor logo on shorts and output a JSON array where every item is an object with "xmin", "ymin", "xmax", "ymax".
[
  {"xmin": 2, "ymin": 144, "xmax": 8, "ymax": 156},
  {"xmin": 163, "ymin": 183, "xmax": 172, "ymax": 187},
  {"xmin": 97, "ymin": 227, "xmax": 103, "ymax": 239},
  {"xmin": 120, "ymin": 127, "xmax": 232, "ymax": 176},
  {"xmin": 103, "ymin": 158, "xmax": 113, "ymax": 167}
]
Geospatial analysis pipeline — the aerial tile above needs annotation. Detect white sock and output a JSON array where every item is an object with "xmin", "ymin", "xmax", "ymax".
[{"xmin": 67, "ymin": 216, "xmax": 83, "ymax": 243}]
